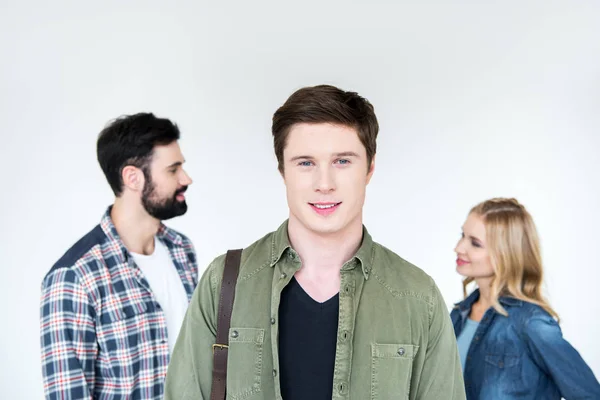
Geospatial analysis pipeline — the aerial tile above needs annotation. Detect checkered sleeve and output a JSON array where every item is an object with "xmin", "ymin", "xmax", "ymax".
[{"xmin": 40, "ymin": 267, "xmax": 97, "ymax": 400}]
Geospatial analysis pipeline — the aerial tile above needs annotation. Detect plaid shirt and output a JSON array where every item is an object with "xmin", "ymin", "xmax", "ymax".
[{"xmin": 40, "ymin": 207, "xmax": 198, "ymax": 400}]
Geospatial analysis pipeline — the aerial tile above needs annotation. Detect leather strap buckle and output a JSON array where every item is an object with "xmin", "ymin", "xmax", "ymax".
[{"xmin": 212, "ymin": 343, "xmax": 229, "ymax": 354}]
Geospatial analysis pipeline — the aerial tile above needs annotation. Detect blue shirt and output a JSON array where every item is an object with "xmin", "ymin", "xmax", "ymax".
[
  {"xmin": 451, "ymin": 289, "xmax": 600, "ymax": 399},
  {"xmin": 457, "ymin": 318, "xmax": 479, "ymax": 371}
]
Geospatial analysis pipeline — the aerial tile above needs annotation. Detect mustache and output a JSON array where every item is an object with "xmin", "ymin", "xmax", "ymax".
[{"xmin": 175, "ymin": 186, "xmax": 188, "ymax": 195}]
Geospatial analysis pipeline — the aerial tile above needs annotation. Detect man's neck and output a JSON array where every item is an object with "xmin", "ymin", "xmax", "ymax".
[
  {"xmin": 111, "ymin": 199, "xmax": 161, "ymax": 255},
  {"xmin": 287, "ymin": 216, "xmax": 364, "ymax": 276}
]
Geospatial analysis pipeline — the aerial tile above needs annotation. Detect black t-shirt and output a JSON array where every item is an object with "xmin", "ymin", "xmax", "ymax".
[{"xmin": 278, "ymin": 277, "xmax": 340, "ymax": 400}]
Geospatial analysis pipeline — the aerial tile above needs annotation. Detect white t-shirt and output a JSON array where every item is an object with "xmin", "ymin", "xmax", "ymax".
[{"xmin": 130, "ymin": 236, "xmax": 189, "ymax": 355}]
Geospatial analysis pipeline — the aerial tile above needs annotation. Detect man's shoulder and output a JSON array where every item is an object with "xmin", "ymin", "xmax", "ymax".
[
  {"xmin": 46, "ymin": 225, "xmax": 106, "ymax": 275},
  {"xmin": 42, "ymin": 224, "xmax": 108, "ymax": 290},
  {"xmin": 371, "ymin": 241, "xmax": 434, "ymax": 294},
  {"xmin": 201, "ymin": 229, "xmax": 278, "ymax": 284}
]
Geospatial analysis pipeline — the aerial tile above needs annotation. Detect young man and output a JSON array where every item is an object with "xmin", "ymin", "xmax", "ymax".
[
  {"xmin": 40, "ymin": 113, "xmax": 198, "ymax": 400},
  {"xmin": 165, "ymin": 86, "xmax": 466, "ymax": 399}
]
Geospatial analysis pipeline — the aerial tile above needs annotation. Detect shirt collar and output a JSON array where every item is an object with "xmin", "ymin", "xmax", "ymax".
[
  {"xmin": 100, "ymin": 206, "xmax": 183, "ymax": 263},
  {"xmin": 269, "ymin": 219, "xmax": 374, "ymax": 280},
  {"xmin": 454, "ymin": 288, "xmax": 524, "ymax": 312}
]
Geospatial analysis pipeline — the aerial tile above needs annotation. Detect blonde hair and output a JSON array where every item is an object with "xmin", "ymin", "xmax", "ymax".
[{"xmin": 462, "ymin": 198, "xmax": 559, "ymax": 321}]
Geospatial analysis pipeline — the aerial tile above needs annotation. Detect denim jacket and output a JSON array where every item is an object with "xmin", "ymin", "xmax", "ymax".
[{"xmin": 450, "ymin": 289, "xmax": 600, "ymax": 399}]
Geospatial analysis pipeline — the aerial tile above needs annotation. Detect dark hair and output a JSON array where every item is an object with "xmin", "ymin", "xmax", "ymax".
[
  {"xmin": 272, "ymin": 84, "xmax": 379, "ymax": 172},
  {"xmin": 96, "ymin": 112, "xmax": 180, "ymax": 196}
]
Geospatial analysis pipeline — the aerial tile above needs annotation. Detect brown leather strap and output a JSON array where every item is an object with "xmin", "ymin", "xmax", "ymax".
[{"xmin": 210, "ymin": 249, "xmax": 242, "ymax": 400}]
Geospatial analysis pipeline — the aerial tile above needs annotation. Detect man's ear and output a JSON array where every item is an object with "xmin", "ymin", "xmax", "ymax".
[
  {"xmin": 122, "ymin": 166, "xmax": 144, "ymax": 192},
  {"xmin": 366, "ymin": 155, "xmax": 376, "ymax": 184}
]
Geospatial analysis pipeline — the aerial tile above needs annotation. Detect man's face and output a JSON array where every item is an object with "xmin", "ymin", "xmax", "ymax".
[
  {"xmin": 282, "ymin": 122, "xmax": 374, "ymax": 236},
  {"xmin": 141, "ymin": 141, "xmax": 193, "ymax": 221}
]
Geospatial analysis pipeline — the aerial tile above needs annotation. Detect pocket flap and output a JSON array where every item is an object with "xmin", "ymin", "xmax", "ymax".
[
  {"xmin": 100, "ymin": 299, "xmax": 149, "ymax": 324},
  {"xmin": 372, "ymin": 343, "xmax": 419, "ymax": 360},
  {"xmin": 229, "ymin": 327, "xmax": 265, "ymax": 344},
  {"xmin": 485, "ymin": 353, "xmax": 519, "ymax": 368}
]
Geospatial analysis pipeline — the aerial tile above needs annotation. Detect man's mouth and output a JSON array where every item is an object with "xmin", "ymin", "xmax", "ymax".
[
  {"xmin": 309, "ymin": 202, "xmax": 342, "ymax": 215},
  {"xmin": 310, "ymin": 203, "xmax": 340, "ymax": 209},
  {"xmin": 175, "ymin": 187, "xmax": 188, "ymax": 201}
]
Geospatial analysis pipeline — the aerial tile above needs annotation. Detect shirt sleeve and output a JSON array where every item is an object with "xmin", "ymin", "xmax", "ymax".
[
  {"xmin": 164, "ymin": 254, "xmax": 225, "ymax": 400},
  {"xmin": 525, "ymin": 313, "xmax": 600, "ymax": 399},
  {"xmin": 40, "ymin": 268, "xmax": 97, "ymax": 400},
  {"xmin": 414, "ymin": 280, "xmax": 467, "ymax": 400}
]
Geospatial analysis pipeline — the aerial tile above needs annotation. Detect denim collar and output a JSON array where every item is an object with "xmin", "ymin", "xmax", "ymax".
[{"xmin": 454, "ymin": 288, "xmax": 523, "ymax": 313}]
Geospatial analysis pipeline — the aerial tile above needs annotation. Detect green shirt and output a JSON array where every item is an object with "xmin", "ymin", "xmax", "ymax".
[{"xmin": 165, "ymin": 220, "xmax": 466, "ymax": 400}]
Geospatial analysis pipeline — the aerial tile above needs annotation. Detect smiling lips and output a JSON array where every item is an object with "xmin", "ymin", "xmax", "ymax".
[
  {"xmin": 456, "ymin": 258, "xmax": 470, "ymax": 267},
  {"xmin": 309, "ymin": 202, "xmax": 342, "ymax": 216}
]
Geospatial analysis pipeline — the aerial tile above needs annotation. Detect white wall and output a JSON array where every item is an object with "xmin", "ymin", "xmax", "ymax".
[{"xmin": 1, "ymin": 1, "xmax": 599, "ymax": 398}]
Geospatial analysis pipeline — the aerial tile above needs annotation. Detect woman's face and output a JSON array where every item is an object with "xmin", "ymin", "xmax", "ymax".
[{"xmin": 455, "ymin": 212, "xmax": 495, "ymax": 279}]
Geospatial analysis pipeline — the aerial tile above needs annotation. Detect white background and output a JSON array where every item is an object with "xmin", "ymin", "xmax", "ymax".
[{"xmin": 1, "ymin": 1, "xmax": 599, "ymax": 398}]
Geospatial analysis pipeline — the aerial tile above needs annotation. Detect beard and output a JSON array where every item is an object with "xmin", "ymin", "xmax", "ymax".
[{"xmin": 141, "ymin": 178, "xmax": 188, "ymax": 221}]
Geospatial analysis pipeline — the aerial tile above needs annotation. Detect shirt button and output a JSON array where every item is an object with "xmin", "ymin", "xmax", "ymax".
[
  {"xmin": 231, "ymin": 330, "xmax": 239, "ymax": 338},
  {"xmin": 397, "ymin": 347, "xmax": 405, "ymax": 356},
  {"xmin": 280, "ymin": 273, "xmax": 287, "ymax": 279},
  {"xmin": 272, "ymin": 369, "xmax": 277, "ymax": 377},
  {"xmin": 270, "ymin": 318, "xmax": 276, "ymax": 325}
]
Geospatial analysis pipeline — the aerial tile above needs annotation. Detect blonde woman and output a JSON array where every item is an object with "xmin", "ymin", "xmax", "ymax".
[{"xmin": 451, "ymin": 198, "xmax": 600, "ymax": 399}]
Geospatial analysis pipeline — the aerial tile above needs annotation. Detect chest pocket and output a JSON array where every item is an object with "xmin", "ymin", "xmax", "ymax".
[
  {"xmin": 97, "ymin": 296, "xmax": 159, "ymax": 355},
  {"xmin": 371, "ymin": 343, "xmax": 419, "ymax": 400},
  {"xmin": 226, "ymin": 327, "xmax": 265, "ymax": 400},
  {"xmin": 485, "ymin": 353, "xmax": 525, "ymax": 395}
]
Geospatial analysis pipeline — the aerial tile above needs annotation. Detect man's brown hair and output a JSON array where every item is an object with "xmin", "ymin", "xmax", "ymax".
[{"xmin": 272, "ymin": 84, "xmax": 379, "ymax": 173}]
